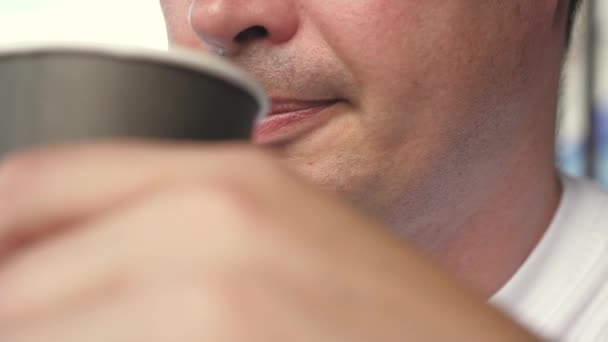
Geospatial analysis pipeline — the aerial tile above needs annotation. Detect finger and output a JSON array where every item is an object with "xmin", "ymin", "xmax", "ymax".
[
  {"xmin": 3, "ymin": 285, "xmax": 233, "ymax": 342},
  {"xmin": 0, "ymin": 183, "xmax": 261, "ymax": 326},
  {"xmin": 0, "ymin": 140, "xmax": 269, "ymax": 253}
]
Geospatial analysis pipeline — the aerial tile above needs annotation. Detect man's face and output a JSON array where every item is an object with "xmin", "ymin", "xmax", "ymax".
[{"xmin": 160, "ymin": 1, "xmax": 562, "ymax": 233}]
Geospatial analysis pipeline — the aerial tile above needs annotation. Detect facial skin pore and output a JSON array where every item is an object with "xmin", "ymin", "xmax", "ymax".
[{"xmin": 161, "ymin": 0, "xmax": 569, "ymax": 296}]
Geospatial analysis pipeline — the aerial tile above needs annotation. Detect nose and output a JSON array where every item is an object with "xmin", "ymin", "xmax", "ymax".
[{"xmin": 189, "ymin": 0, "xmax": 300, "ymax": 55}]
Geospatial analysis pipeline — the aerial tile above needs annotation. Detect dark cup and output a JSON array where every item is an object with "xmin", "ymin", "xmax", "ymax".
[{"xmin": 0, "ymin": 43, "xmax": 268, "ymax": 156}]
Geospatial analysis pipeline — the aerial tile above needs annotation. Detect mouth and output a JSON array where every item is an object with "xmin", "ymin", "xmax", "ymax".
[{"xmin": 253, "ymin": 98, "xmax": 342, "ymax": 143}]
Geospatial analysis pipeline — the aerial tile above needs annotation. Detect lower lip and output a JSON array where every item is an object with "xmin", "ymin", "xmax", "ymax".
[{"xmin": 253, "ymin": 102, "xmax": 340, "ymax": 143}]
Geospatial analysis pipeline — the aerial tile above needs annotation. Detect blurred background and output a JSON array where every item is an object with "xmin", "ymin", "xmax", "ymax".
[
  {"xmin": 0, "ymin": 0, "xmax": 167, "ymax": 48},
  {"xmin": 559, "ymin": 0, "xmax": 608, "ymax": 184},
  {"xmin": 1, "ymin": 0, "xmax": 607, "ymax": 184}
]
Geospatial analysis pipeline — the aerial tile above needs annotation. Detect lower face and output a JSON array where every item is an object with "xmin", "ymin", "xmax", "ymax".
[{"xmin": 162, "ymin": 1, "xmax": 558, "ymax": 232}]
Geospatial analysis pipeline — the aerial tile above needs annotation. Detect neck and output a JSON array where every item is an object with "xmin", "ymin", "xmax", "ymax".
[
  {"xmin": 427, "ymin": 124, "xmax": 562, "ymax": 298},
  {"xmin": 400, "ymin": 35, "xmax": 566, "ymax": 295}
]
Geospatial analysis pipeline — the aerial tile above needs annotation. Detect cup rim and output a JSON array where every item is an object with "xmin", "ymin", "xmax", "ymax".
[{"xmin": 0, "ymin": 42, "xmax": 269, "ymax": 122}]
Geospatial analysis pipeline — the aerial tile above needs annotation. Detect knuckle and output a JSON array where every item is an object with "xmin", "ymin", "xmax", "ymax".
[{"xmin": 161, "ymin": 181, "xmax": 265, "ymax": 229}]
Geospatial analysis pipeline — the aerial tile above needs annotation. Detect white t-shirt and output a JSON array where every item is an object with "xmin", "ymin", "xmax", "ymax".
[{"xmin": 490, "ymin": 176, "xmax": 608, "ymax": 341}]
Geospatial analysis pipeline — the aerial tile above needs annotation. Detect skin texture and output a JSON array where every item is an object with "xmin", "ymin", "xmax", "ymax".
[
  {"xmin": 163, "ymin": 0, "xmax": 567, "ymax": 295},
  {"xmin": 0, "ymin": 0, "xmax": 573, "ymax": 340}
]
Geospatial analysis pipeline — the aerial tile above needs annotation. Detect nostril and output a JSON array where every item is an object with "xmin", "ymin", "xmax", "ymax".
[{"xmin": 234, "ymin": 26, "xmax": 269, "ymax": 44}]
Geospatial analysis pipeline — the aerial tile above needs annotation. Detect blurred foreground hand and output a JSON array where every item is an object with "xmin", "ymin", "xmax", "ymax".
[{"xmin": 0, "ymin": 141, "xmax": 539, "ymax": 341}]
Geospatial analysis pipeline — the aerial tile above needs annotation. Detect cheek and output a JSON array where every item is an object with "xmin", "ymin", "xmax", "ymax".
[
  {"xmin": 306, "ymin": 1, "xmax": 423, "ymax": 84},
  {"xmin": 310, "ymin": 1, "xmax": 538, "ymax": 140}
]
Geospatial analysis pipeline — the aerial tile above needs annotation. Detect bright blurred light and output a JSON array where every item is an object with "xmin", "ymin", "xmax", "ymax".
[{"xmin": 0, "ymin": 0, "xmax": 168, "ymax": 49}]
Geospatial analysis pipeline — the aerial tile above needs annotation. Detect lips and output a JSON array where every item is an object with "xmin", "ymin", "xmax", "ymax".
[
  {"xmin": 267, "ymin": 99, "xmax": 339, "ymax": 116},
  {"xmin": 253, "ymin": 98, "xmax": 341, "ymax": 143}
]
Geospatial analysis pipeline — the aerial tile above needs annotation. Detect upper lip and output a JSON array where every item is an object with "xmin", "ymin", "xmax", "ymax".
[{"xmin": 268, "ymin": 98, "xmax": 340, "ymax": 116}]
